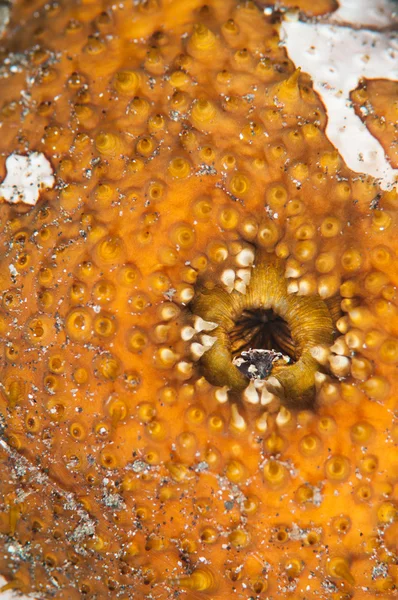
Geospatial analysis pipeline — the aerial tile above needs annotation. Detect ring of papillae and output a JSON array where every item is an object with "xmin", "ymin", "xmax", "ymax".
[{"xmin": 192, "ymin": 251, "xmax": 336, "ymax": 406}]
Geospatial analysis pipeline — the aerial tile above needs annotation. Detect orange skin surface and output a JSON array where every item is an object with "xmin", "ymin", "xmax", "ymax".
[
  {"xmin": 258, "ymin": 0, "xmax": 338, "ymax": 17},
  {"xmin": 351, "ymin": 79, "xmax": 398, "ymax": 170},
  {"xmin": 0, "ymin": 1, "xmax": 398, "ymax": 599}
]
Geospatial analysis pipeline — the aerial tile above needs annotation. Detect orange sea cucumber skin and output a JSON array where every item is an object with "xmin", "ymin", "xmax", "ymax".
[
  {"xmin": 0, "ymin": 1, "xmax": 398, "ymax": 598},
  {"xmin": 351, "ymin": 78, "xmax": 398, "ymax": 170}
]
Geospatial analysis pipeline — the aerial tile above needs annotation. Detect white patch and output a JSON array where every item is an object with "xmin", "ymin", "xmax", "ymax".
[
  {"xmin": 276, "ymin": 406, "xmax": 292, "ymax": 427},
  {"xmin": 243, "ymin": 380, "xmax": 260, "ymax": 405},
  {"xmin": 234, "ymin": 279, "xmax": 247, "ymax": 295},
  {"xmin": 281, "ymin": 2, "xmax": 398, "ymax": 190},
  {"xmin": 193, "ymin": 316, "xmax": 218, "ymax": 332},
  {"xmin": 252, "ymin": 378, "xmax": 281, "ymax": 406},
  {"xmin": 285, "ymin": 264, "xmax": 301, "ymax": 279},
  {"xmin": 310, "ymin": 344, "xmax": 331, "ymax": 365},
  {"xmin": 0, "ymin": 152, "xmax": 55, "ymax": 206},
  {"xmin": 336, "ymin": 316, "xmax": 349, "ymax": 334},
  {"xmin": 287, "ymin": 280, "xmax": 299, "ymax": 294},
  {"xmin": 8, "ymin": 264, "xmax": 18, "ymax": 277},
  {"xmin": 0, "ymin": 4, "xmax": 11, "ymax": 38},
  {"xmin": 190, "ymin": 342, "xmax": 206, "ymax": 359},
  {"xmin": 318, "ymin": 280, "xmax": 335, "ymax": 299},
  {"xmin": 314, "ymin": 370, "xmax": 328, "ymax": 390},
  {"xmin": 235, "ymin": 248, "xmax": 255, "ymax": 267},
  {"xmin": 221, "ymin": 268, "xmax": 235, "ymax": 290},
  {"xmin": 230, "ymin": 403, "xmax": 247, "ymax": 431},
  {"xmin": 176, "ymin": 361, "xmax": 192, "ymax": 376},
  {"xmin": 200, "ymin": 334, "xmax": 217, "ymax": 348},
  {"xmin": 179, "ymin": 286, "xmax": 194, "ymax": 304},
  {"xmin": 329, "ymin": 354, "xmax": 351, "ymax": 377},
  {"xmin": 330, "ymin": 336, "xmax": 349, "ymax": 356},
  {"xmin": 181, "ymin": 326, "xmax": 196, "ymax": 341},
  {"xmin": 215, "ymin": 386, "xmax": 229, "ymax": 403},
  {"xmin": 237, "ymin": 268, "xmax": 251, "ymax": 285},
  {"xmin": 190, "ymin": 336, "xmax": 216, "ymax": 359},
  {"xmin": 298, "ymin": 278, "xmax": 313, "ymax": 296},
  {"xmin": 255, "ymin": 411, "xmax": 268, "ymax": 432},
  {"xmin": 328, "ymin": 0, "xmax": 398, "ymax": 29}
]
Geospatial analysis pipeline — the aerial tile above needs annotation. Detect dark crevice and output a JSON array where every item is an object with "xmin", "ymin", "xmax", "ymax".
[{"xmin": 230, "ymin": 308, "xmax": 297, "ymax": 362}]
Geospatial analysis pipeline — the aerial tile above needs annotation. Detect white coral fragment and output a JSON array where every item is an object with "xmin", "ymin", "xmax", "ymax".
[{"xmin": 0, "ymin": 152, "xmax": 55, "ymax": 206}]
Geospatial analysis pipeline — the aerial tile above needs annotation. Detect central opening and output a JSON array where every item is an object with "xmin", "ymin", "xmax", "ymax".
[
  {"xmin": 230, "ymin": 308, "xmax": 297, "ymax": 381},
  {"xmin": 191, "ymin": 253, "xmax": 336, "ymax": 402}
]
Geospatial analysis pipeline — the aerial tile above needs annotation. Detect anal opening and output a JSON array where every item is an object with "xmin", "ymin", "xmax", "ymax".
[{"xmin": 230, "ymin": 308, "xmax": 296, "ymax": 362}]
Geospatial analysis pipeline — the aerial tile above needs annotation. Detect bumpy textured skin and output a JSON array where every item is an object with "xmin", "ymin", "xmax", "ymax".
[
  {"xmin": 0, "ymin": 1, "xmax": 398, "ymax": 599},
  {"xmin": 351, "ymin": 78, "xmax": 398, "ymax": 170}
]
